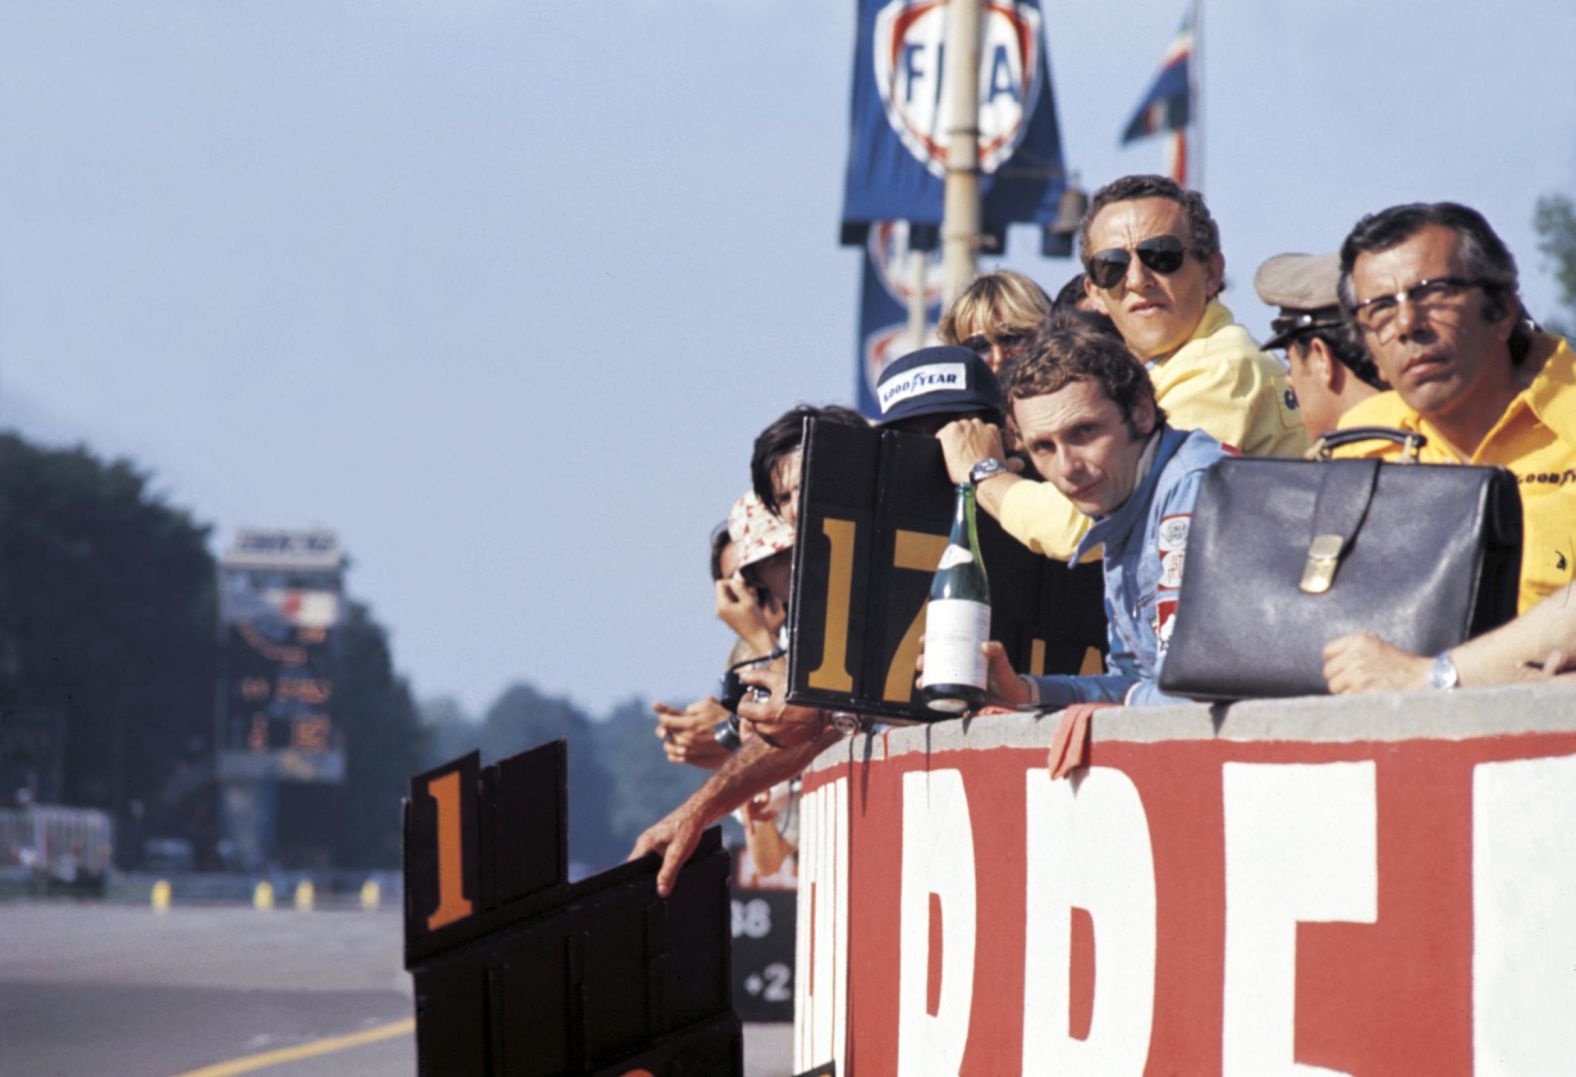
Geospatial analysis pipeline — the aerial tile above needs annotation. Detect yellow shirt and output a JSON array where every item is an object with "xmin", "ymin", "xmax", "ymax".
[
  {"xmin": 999, "ymin": 299, "xmax": 1309, "ymax": 559},
  {"xmin": 1332, "ymin": 332, "xmax": 1576, "ymax": 615}
]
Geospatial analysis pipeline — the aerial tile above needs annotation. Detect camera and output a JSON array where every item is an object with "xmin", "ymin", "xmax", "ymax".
[
  {"xmin": 713, "ymin": 713, "xmax": 743, "ymax": 753},
  {"xmin": 717, "ymin": 669, "xmax": 746, "ymax": 713}
]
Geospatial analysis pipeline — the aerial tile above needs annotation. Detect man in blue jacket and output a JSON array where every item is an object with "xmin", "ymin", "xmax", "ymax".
[{"xmin": 938, "ymin": 320, "xmax": 1230, "ymax": 711}]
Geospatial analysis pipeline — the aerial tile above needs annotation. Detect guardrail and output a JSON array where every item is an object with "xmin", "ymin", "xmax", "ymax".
[{"xmin": 0, "ymin": 803, "xmax": 114, "ymax": 894}]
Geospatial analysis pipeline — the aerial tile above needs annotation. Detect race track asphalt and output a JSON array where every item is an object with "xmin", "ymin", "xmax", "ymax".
[{"xmin": 0, "ymin": 901, "xmax": 792, "ymax": 1076}]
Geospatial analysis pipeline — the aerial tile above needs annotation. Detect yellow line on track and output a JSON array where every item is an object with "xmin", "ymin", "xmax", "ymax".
[{"xmin": 171, "ymin": 1017, "xmax": 415, "ymax": 1076}]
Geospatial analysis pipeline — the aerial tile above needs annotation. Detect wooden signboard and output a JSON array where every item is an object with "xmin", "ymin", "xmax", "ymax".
[
  {"xmin": 730, "ymin": 849, "xmax": 797, "ymax": 1024},
  {"xmin": 787, "ymin": 419, "xmax": 1107, "ymax": 722},
  {"xmin": 404, "ymin": 742, "xmax": 742, "ymax": 1076}
]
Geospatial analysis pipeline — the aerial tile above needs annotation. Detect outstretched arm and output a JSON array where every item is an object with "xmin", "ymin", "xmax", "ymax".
[
  {"xmin": 1324, "ymin": 584, "xmax": 1576, "ymax": 693},
  {"xmin": 629, "ymin": 726, "xmax": 841, "ymax": 896}
]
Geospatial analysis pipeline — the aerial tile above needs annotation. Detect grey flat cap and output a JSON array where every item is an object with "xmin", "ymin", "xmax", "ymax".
[{"xmin": 1254, "ymin": 251, "xmax": 1344, "ymax": 350}]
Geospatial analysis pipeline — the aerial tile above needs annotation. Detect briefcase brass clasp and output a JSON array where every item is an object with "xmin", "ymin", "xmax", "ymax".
[{"xmin": 1300, "ymin": 533, "xmax": 1345, "ymax": 594}]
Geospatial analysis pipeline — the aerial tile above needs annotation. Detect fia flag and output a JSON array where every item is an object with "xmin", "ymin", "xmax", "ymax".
[
  {"xmin": 840, "ymin": 0, "xmax": 1069, "ymax": 251},
  {"xmin": 856, "ymin": 222, "xmax": 943, "ymax": 419},
  {"xmin": 1119, "ymin": 8, "xmax": 1194, "ymax": 183}
]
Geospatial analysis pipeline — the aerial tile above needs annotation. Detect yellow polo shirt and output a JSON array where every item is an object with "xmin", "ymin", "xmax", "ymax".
[
  {"xmin": 1332, "ymin": 332, "xmax": 1576, "ymax": 614},
  {"xmin": 998, "ymin": 299, "xmax": 1309, "ymax": 559}
]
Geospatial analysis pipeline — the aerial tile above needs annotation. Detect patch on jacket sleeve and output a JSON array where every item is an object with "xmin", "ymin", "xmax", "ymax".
[
  {"xmin": 1157, "ymin": 513, "xmax": 1190, "ymax": 554},
  {"xmin": 1154, "ymin": 513, "xmax": 1190, "ymax": 655}
]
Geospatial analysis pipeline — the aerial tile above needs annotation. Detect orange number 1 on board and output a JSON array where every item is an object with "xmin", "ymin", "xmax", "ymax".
[{"xmin": 424, "ymin": 770, "xmax": 474, "ymax": 931}]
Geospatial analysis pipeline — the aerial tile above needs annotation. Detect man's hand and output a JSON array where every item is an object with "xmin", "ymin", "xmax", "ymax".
[
  {"xmin": 714, "ymin": 577, "xmax": 776, "ymax": 654},
  {"xmin": 980, "ymin": 641, "xmax": 1032, "ymax": 709},
  {"xmin": 915, "ymin": 638, "xmax": 1032, "ymax": 713},
  {"xmin": 1323, "ymin": 633, "xmax": 1432, "ymax": 694},
  {"xmin": 742, "ymin": 788, "xmax": 780, "ymax": 834},
  {"xmin": 628, "ymin": 802, "xmax": 706, "ymax": 897},
  {"xmin": 936, "ymin": 418, "xmax": 1009, "ymax": 486},
  {"xmin": 1532, "ymin": 650, "xmax": 1576, "ymax": 680},
  {"xmin": 736, "ymin": 664, "xmax": 826, "ymax": 747},
  {"xmin": 653, "ymin": 698, "xmax": 731, "ymax": 769}
]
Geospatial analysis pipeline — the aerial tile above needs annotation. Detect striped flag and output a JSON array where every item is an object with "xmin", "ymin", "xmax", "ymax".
[{"xmin": 1119, "ymin": 8, "xmax": 1194, "ymax": 184}]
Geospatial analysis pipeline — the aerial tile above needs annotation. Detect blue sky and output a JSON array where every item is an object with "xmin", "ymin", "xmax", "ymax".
[{"xmin": 3, "ymin": 1, "xmax": 1574, "ymax": 720}]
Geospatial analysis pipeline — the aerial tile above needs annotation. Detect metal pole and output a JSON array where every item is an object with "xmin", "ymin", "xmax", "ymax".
[
  {"xmin": 906, "ymin": 247, "xmax": 928, "ymax": 351},
  {"xmin": 940, "ymin": 0, "xmax": 983, "ymax": 306},
  {"xmin": 1191, "ymin": 0, "xmax": 1203, "ymax": 193}
]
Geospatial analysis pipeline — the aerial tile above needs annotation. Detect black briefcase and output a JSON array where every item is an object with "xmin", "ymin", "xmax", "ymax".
[{"xmin": 1159, "ymin": 428, "xmax": 1523, "ymax": 700}]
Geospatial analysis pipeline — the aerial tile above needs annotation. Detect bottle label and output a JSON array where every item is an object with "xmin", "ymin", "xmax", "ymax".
[
  {"xmin": 923, "ymin": 599, "xmax": 990, "ymax": 690},
  {"xmin": 937, "ymin": 544, "xmax": 974, "ymax": 571}
]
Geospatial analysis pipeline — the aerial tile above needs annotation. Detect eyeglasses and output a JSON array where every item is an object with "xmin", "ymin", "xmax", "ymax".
[
  {"xmin": 960, "ymin": 329, "xmax": 1031, "ymax": 358},
  {"xmin": 1348, "ymin": 276, "xmax": 1488, "ymax": 338},
  {"xmin": 1086, "ymin": 234, "xmax": 1187, "ymax": 290}
]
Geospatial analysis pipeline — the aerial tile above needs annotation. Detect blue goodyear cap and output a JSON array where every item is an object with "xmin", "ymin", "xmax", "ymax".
[{"xmin": 874, "ymin": 345, "xmax": 1004, "ymax": 427}]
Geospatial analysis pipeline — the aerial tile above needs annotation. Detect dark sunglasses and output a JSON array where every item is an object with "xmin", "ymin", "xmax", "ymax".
[
  {"xmin": 1086, "ymin": 234, "xmax": 1187, "ymax": 290},
  {"xmin": 960, "ymin": 329, "xmax": 1031, "ymax": 357}
]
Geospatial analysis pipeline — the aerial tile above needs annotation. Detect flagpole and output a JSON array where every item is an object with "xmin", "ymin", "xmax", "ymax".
[
  {"xmin": 906, "ymin": 246, "xmax": 928, "ymax": 350},
  {"xmin": 1191, "ymin": 0, "xmax": 1203, "ymax": 192},
  {"xmin": 941, "ymin": 0, "xmax": 983, "ymax": 306}
]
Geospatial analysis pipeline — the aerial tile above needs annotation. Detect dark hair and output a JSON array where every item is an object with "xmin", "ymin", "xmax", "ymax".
[
  {"xmin": 1337, "ymin": 201, "xmax": 1530, "ymax": 364},
  {"xmin": 1293, "ymin": 322, "xmax": 1385, "ymax": 390},
  {"xmin": 1079, "ymin": 174, "xmax": 1222, "ymax": 268},
  {"xmin": 750, "ymin": 405, "xmax": 866, "ymax": 517},
  {"xmin": 1006, "ymin": 323, "xmax": 1166, "ymax": 431},
  {"xmin": 708, "ymin": 521, "xmax": 731, "ymax": 581},
  {"xmin": 1052, "ymin": 272, "xmax": 1089, "ymax": 313},
  {"xmin": 1045, "ymin": 304, "xmax": 1125, "ymax": 343}
]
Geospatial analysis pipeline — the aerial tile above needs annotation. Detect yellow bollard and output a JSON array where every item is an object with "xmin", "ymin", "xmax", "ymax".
[
  {"xmin": 151, "ymin": 879, "xmax": 171, "ymax": 913},
  {"xmin": 359, "ymin": 878, "xmax": 381, "ymax": 912},
  {"xmin": 253, "ymin": 880, "xmax": 275, "ymax": 911},
  {"xmin": 294, "ymin": 880, "xmax": 314, "ymax": 912}
]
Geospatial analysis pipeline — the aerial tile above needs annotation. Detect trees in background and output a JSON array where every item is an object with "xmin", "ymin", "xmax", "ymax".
[
  {"xmin": 419, "ymin": 690, "xmax": 710, "ymax": 876},
  {"xmin": 1534, "ymin": 192, "xmax": 1576, "ymax": 336},
  {"xmin": 0, "ymin": 431, "xmax": 427, "ymax": 869},
  {"xmin": 0, "ymin": 429, "xmax": 716, "ymax": 874},
  {"xmin": 0, "ymin": 435, "xmax": 216, "ymax": 819}
]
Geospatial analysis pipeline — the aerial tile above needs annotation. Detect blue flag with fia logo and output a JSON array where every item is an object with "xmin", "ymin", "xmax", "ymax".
[{"xmin": 839, "ymin": 0, "xmax": 1070, "ymax": 256}]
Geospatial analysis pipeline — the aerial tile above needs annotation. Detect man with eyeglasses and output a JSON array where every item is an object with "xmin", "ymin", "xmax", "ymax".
[
  {"xmin": 1254, "ymin": 251, "xmax": 1384, "ymax": 438},
  {"xmin": 1329, "ymin": 201, "xmax": 1575, "ymax": 619},
  {"xmin": 938, "ymin": 174, "xmax": 1306, "ymax": 562}
]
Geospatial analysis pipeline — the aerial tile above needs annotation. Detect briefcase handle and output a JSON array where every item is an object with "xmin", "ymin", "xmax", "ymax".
[{"xmin": 1310, "ymin": 426, "xmax": 1427, "ymax": 463}]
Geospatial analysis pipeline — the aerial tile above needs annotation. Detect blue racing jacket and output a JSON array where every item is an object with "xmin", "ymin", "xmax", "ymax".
[{"xmin": 1029, "ymin": 424, "xmax": 1229, "ymax": 708}]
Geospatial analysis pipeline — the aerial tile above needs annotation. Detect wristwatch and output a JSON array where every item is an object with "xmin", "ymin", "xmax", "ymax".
[
  {"xmin": 968, "ymin": 457, "xmax": 1010, "ymax": 485},
  {"xmin": 1428, "ymin": 651, "xmax": 1460, "ymax": 691},
  {"xmin": 827, "ymin": 711, "xmax": 863, "ymax": 735}
]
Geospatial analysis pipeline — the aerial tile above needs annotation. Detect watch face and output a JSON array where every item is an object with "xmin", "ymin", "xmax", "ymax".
[
  {"xmin": 970, "ymin": 458, "xmax": 1004, "ymax": 483},
  {"xmin": 1430, "ymin": 653, "xmax": 1458, "ymax": 690}
]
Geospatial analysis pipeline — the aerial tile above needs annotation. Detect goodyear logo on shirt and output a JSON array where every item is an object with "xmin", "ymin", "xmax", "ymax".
[{"xmin": 1517, "ymin": 469, "xmax": 1576, "ymax": 486}]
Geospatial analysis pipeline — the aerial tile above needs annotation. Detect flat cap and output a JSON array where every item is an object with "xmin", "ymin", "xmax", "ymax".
[{"xmin": 1254, "ymin": 252, "xmax": 1344, "ymax": 350}]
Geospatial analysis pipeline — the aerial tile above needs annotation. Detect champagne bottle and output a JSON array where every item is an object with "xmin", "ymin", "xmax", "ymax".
[{"xmin": 922, "ymin": 482, "xmax": 990, "ymax": 713}]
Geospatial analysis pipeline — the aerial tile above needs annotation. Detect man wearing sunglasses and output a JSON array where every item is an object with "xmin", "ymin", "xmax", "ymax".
[
  {"xmin": 939, "ymin": 174, "xmax": 1306, "ymax": 563},
  {"xmin": 1254, "ymin": 251, "xmax": 1384, "ymax": 438},
  {"xmin": 1326, "ymin": 201, "xmax": 1576, "ymax": 622}
]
